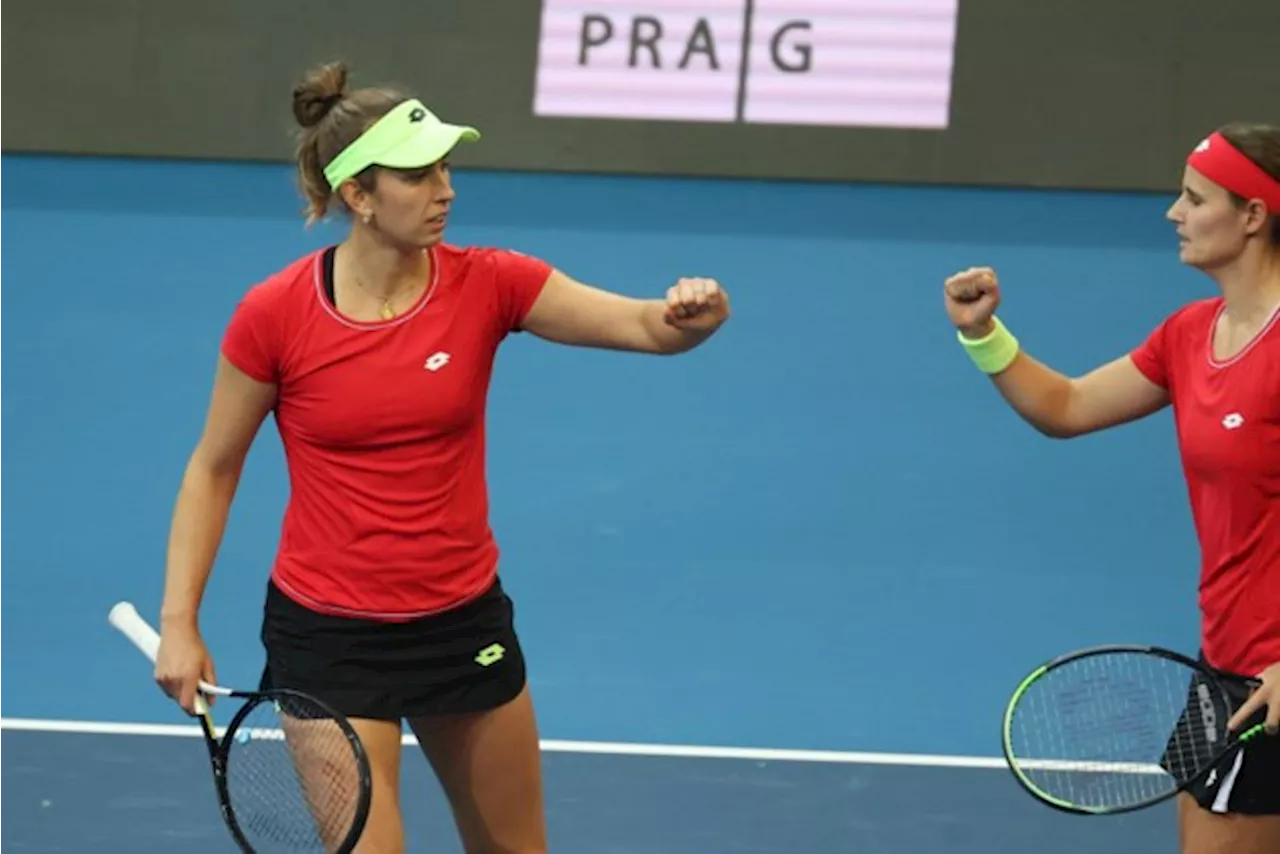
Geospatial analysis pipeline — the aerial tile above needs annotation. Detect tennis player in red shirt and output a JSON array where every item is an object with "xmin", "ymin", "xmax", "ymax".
[
  {"xmin": 153, "ymin": 62, "xmax": 731, "ymax": 853},
  {"xmin": 945, "ymin": 123, "xmax": 1280, "ymax": 853}
]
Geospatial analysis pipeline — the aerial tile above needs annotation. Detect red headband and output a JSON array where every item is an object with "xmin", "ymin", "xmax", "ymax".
[{"xmin": 1186, "ymin": 131, "xmax": 1280, "ymax": 213}]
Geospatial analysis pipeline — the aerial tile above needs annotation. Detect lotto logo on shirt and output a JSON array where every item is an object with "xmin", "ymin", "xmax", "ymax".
[{"xmin": 532, "ymin": 0, "xmax": 960, "ymax": 129}]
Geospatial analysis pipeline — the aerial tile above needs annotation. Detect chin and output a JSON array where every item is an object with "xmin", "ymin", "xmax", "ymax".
[
  {"xmin": 415, "ymin": 228, "xmax": 447, "ymax": 249},
  {"xmin": 1178, "ymin": 241, "xmax": 1206, "ymax": 264},
  {"xmin": 390, "ymin": 231, "xmax": 444, "ymax": 252},
  {"xmin": 1180, "ymin": 247, "xmax": 1236, "ymax": 273}
]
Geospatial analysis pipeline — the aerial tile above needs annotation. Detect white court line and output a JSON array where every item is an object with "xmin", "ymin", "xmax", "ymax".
[{"xmin": 0, "ymin": 716, "xmax": 1008, "ymax": 770}]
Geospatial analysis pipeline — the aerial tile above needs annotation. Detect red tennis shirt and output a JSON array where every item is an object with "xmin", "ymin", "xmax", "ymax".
[
  {"xmin": 221, "ymin": 243, "xmax": 552, "ymax": 621},
  {"xmin": 1130, "ymin": 297, "xmax": 1280, "ymax": 677}
]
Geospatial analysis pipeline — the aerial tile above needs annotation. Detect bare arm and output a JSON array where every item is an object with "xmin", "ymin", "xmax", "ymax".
[
  {"xmin": 519, "ymin": 270, "xmax": 729, "ymax": 355},
  {"xmin": 945, "ymin": 266, "xmax": 1169, "ymax": 438},
  {"xmin": 160, "ymin": 356, "xmax": 277, "ymax": 630},
  {"xmin": 983, "ymin": 348, "xmax": 1169, "ymax": 439}
]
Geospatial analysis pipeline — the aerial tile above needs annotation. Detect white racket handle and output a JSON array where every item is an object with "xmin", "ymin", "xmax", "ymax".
[{"xmin": 108, "ymin": 601, "xmax": 231, "ymax": 701}]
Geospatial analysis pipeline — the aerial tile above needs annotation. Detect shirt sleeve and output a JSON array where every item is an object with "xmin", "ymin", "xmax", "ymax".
[
  {"xmin": 220, "ymin": 285, "xmax": 281, "ymax": 384},
  {"xmin": 1129, "ymin": 311, "xmax": 1176, "ymax": 390},
  {"xmin": 491, "ymin": 249, "xmax": 553, "ymax": 333}
]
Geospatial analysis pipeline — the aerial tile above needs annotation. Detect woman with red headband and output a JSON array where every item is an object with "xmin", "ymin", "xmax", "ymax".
[{"xmin": 944, "ymin": 122, "xmax": 1280, "ymax": 853}]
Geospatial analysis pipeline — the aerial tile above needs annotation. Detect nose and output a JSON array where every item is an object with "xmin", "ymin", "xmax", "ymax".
[{"xmin": 436, "ymin": 172, "xmax": 456, "ymax": 203}]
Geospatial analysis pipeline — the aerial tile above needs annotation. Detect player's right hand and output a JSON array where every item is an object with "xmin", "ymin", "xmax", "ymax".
[
  {"xmin": 944, "ymin": 266, "xmax": 1002, "ymax": 338},
  {"xmin": 155, "ymin": 622, "xmax": 217, "ymax": 715}
]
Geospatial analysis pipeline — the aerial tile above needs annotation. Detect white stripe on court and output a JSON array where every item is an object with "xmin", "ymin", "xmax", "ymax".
[{"xmin": 0, "ymin": 716, "xmax": 1008, "ymax": 770}]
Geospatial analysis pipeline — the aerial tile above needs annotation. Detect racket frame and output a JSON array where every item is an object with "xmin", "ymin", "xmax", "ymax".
[
  {"xmin": 201, "ymin": 686, "xmax": 373, "ymax": 854},
  {"xmin": 108, "ymin": 601, "xmax": 373, "ymax": 853},
  {"xmin": 1001, "ymin": 643, "xmax": 1266, "ymax": 816}
]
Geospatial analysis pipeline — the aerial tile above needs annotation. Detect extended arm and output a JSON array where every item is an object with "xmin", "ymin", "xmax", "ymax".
[
  {"xmin": 519, "ymin": 270, "xmax": 730, "ymax": 355},
  {"xmin": 946, "ymin": 266, "xmax": 1169, "ymax": 438},
  {"xmin": 982, "ymin": 347, "xmax": 1169, "ymax": 438}
]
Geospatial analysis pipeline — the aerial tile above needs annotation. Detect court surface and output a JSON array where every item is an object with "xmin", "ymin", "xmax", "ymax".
[{"xmin": 3, "ymin": 153, "xmax": 1211, "ymax": 852}]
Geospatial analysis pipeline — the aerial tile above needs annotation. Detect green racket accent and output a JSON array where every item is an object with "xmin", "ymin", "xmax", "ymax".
[{"xmin": 1001, "ymin": 663, "xmax": 1084, "ymax": 811}]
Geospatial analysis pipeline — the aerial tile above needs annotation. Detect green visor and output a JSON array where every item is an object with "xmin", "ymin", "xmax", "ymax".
[{"xmin": 323, "ymin": 99, "xmax": 480, "ymax": 190}]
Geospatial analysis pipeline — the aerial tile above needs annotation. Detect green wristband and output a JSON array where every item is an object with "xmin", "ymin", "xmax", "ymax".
[{"xmin": 958, "ymin": 316, "xmax": 1019, "ymax": 374}]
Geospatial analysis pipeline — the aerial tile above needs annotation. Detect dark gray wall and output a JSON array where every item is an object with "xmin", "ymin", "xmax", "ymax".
[{"xmin": 4, "ymin": 0, "xmax": 1277, "ymax": 191}]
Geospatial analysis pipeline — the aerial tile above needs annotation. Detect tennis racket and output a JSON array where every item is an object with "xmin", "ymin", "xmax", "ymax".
[
  {"xmin": 108, "ymin": 601, "xmax": 373, "ymax": 853},
  {"xmin": 1001, "ymin": 644, "xmax": 1269, "ymax": 815}
]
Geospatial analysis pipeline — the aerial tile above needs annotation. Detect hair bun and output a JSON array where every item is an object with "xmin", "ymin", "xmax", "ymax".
[{"xmin": 292, "ymin": 61, "xmax": 349, "ymax": 128}]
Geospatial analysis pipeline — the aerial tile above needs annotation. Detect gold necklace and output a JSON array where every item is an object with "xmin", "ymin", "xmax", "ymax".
[
  {"xmin": 346, "ymin": 256, "xmax": 427, "ymax": 321},
  {"xmin": 355, "ymin": 280, "xmax": 400, "ymax": 320}
]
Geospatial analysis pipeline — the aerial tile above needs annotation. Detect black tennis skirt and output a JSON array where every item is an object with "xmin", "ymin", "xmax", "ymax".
[
  {"xmin": 258, "ymin": 575, "xmax": 528, "ymax": 721},
  {"xmin": 1162, "ymin": 654, "xmax": 1280, "ymax": 815}
]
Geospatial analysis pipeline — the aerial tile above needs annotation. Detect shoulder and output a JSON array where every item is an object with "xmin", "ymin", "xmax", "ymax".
[
  {"xmin": 220, "ymin": 250, "xmax": 326, "ymax": 382},
  {"xmin": 1140, "ymin": 296, "xmax": 1221, "ymax": 351},
  {"xmin": 434, "ymin": 243, "xmax": 553, "ymax": 282},
  {"xmin": 1158, "ymin": 296, "xmax": 1222, "ymax": 332},
  {"xmin": 234, "ymin": 249, "xmax": 326, "ymax": 313},
  {"xmin": 435, "ymin": 243, "xmax": 555, "ymax": 334},
  {"xmin": 1130, "ymin": 297, "xmax": 1219, "ymax": 387}
]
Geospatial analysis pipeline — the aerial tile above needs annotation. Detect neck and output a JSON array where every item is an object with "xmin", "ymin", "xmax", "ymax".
[
  {"xmin": 1212, "ymin": 243, "xmax": 1280, "ymax": 322},
  {"xmin": 340, "ymin": 226, "xmax": 431, "ymax": 300}
]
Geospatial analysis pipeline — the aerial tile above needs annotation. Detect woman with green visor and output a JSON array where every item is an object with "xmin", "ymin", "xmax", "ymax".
[{"xmin": 152, "ymin": 61, "xmax": 732, "ymax": 853}]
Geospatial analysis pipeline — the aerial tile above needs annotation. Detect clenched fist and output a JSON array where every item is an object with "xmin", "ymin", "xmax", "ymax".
[
  {"xmin": 664, "ymin": 277, "xmax": 730, "ymax": 331},
  {"xmin": 944, "ymin": 267, "xmax": 1001, "ymax": 338}
]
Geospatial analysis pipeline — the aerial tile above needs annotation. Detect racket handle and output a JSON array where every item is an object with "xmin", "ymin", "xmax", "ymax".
[
  {"xmin": 108, "ymin": 601, "xmax": 230, "ymax": 703},
  {"xmin": 109, "ymin": 601, "xmax": 162, "ymax": 661}
]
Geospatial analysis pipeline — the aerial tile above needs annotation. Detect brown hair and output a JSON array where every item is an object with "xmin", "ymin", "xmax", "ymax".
[
  {"xmin": 291, "ymin": 61, "xmax": 407, "ymax": 224},
  {"xmin": 1217, "ymin": 121, "xmax": 1280, "ymax": 245}
]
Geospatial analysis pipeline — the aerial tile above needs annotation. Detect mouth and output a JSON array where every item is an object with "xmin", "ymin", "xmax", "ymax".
[{"xmin": 427, "ymin": 211, "xmax": 449, "ymax": 227}]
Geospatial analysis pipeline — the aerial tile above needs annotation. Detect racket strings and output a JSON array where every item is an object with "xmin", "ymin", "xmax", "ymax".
[
  {"xmin": 223, "ymin": 696, "xmax": 365, "ymax": 853},
  {"xmin": 1008, "ymin": 652, "xmax": 1226, "ymax": 811}
]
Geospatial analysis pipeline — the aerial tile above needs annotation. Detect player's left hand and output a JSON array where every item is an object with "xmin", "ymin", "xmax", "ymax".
[
  {"xmin": 664, "ymin": 278, "xmax": 730, "ymax": 331},
  {"xmin": 1228, "ymin": 662, "xmax": 1280, "ymax": 736}
]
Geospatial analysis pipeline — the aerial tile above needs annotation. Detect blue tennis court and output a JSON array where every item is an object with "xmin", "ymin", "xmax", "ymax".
[{"xmin": 2, "ymin": 152, "xmax": 1210, "ymax": 852}]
